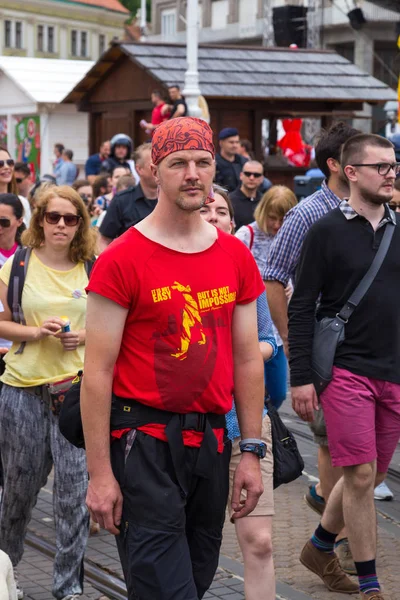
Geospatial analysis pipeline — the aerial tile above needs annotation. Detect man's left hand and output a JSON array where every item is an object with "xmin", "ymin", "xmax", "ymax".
[{"xmin": 231, "ymin": 453, "xmax": 263, "ymax": 519}]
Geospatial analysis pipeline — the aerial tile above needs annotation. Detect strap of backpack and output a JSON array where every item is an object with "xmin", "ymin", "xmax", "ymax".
[
  {"xmin": 7, "ymin": 247, "xmax": 31, "ymax": 355},
  {"xmin": 84, "ymin": 257, "xmax": 96, "ymax": 279},
  {"xmin": 246, "ymin": 224, "xmax": 254, "ymax": 251}
]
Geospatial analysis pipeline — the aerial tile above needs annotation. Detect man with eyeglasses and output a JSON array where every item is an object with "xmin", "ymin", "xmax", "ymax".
[
  {"xmin": 229, "ymin": 161, "xmax": 264, "ymax": 230},
  {"xmin": 289, "ymin": 133, "xmax": 400, "ymax": 600}
]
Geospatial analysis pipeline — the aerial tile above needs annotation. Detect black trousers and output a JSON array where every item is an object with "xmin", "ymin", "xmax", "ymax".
[{"xmin": 111, "ymin": 430, "xmax": 231, "ymax": 600}]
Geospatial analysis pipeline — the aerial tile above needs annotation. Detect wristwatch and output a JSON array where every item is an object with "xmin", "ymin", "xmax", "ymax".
[{"xmin": 239, "ymin": 439, "xmax": 267, "ymax": 459}]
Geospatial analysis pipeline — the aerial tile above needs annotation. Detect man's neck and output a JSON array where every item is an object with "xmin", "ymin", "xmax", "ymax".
[
  {"xmin": 240, "ymin": 184, "xmax": 258, "ymax": 199},
  {"xmin": 327, "ymin": 176, "xmax": 349, "ymax": 201},
  {"xmin": 348, "ymin": 193, "xmax": 385, "ymax": 231},
  {"xmin": 140, "ymin": 180, "xmax": 158, "ymax": 200},
  {"xmin": 220, "ymin": 150, "xmax": 235, "ymax": 163}
]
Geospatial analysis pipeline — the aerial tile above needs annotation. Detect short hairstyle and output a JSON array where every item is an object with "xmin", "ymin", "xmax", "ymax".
[
  {"xmin": 133, "ymin": 142, "xmax": 152, "ymax": 166},
  {"xmin": 240, "ymin": 139, "xmax": 252, "ymax": 152},
  {"xmin": 116, "ymin": 174, "xmax": 136, "ymax": 192},
  {"xmin": 22, "ymin": 185, "xmax": 97, "ymax": 263},
  {"xmin": 212, "ymin": 184, "xmax": 234, "ymax": 222},
  {"xmin": 92, "ymin": 174, "xmax": 109, "ymax": 198},
  {"xmin": 168, "ymin": 84, "xmax": 180, "ymax": 91},
  {"xmin": 72, "ymin": 179, "xmax": 90, "ymax": 191},
  {"xmin": 394, "ymin": 177, "xmax": 400, "ymax": 192},
  {"xmin": 341, "ymin": 134, "xmax": 395, "ymax": 172},
  {"xmin": 315, "ymin": 122, "xmax": 359, "ymax": 179},
  {"xmin": 254, "ymin": 185, "xmax": 297, "ymax": 233},
  {"xmin": 152, "ymin": 90, "xmax": 163, "ymax": 98},
  {"xmin": 54, "ymin": 143, "xmax": 64, "ymax": 154},
  {"xmin": 14, "ymin": 162, "xmax": 31, "ymax": 177},
  {"xmin": 63, "ymin": 149, "xmax": 73, "ymax": 160},
  {"xmin": 241, "ymin": 160, "xmax": 263, "ymax": 173}
]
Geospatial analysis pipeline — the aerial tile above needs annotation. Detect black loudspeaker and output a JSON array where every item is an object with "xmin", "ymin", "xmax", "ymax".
[
  {"xmin": 347, "ymin": 8, "xmax": 367, "ymax": 30},
  {"xmin": 272, "ymin": 6, "xmax": 308, "ymax": 48}
]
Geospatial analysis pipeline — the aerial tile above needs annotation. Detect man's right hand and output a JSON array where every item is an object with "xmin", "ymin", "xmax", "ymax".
[
  {"xmin": 291, "ymin": 384, "xmax": 318, "ymax": 422},
  {"xmin": 86, "ymin": 473, "xmax": 123, "ymax": 535}
]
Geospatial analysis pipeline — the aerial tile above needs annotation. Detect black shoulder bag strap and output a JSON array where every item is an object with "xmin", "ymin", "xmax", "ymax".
[
  {"xmin": 7, "ymin": 246, "xmax": 32, "ymax": 355},
  {"xmin": 84, "ymin": 257, "xmax": 96, "ymax": 279},
  {"xmin": 337, "ymin": 221, "xmax": 395, "ymax": 324}
]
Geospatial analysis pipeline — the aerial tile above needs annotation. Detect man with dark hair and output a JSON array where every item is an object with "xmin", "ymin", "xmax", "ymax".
[
  {"xmin": 229, "ymin": 161, "xmax": 264, "ymax": 229},
  {"xmin": 215, "ymin": 128, "xmax": 248, "ymax": 192},
  {"xmin": 168, "ymin": 85, "xmax": 188, "ymax": 119},
  {"xmin": 264, "ymin": 121, "xmax": 359, "ymax": 570},
  {"xmin": 53, "ymin": 143, "xmax": 65, "ymax": 180},
  {"xmin": 57, "ymin": 149, "xmax": 78, "ymax": 185},
  {"xmin": 289, "ymin": 133, "xmax": 400, "ymax": 600},
  {"xmin": 140, "ymin": 91, "xmax": 170, "ymax": 134},
  {"xmin": 85, "ymin": 140, "xmax": 111, "ymax": 184},
  {"xmin": 98, "ymin": 143, "xmax": 158, "ymax": 251}
]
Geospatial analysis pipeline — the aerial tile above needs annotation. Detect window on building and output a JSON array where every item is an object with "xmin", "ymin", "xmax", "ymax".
[
  {"xmin": 37, "ymin": 25, "xmax": 44, "ymax": 51},
  {"xmin": 4, "ymin": 20, "xmax": 12, "ymax": 48},
  {"xmin": 71, "ymin": 30, "xmax": 78, "ymax": 56},
  {"xmin": 80, "ymin": 31, "xmax": 87, "ymax": 57},
  {"xmin": 99, "ymin": 33, "xmax": 106, "ymax": 55},
  {"xmin": 15, "ymin": 22, "xmax": 22, "ymax": 49},
  {"xmin": 211, "ymin": 0, "xmax": 229, "ymax": 30},
  {"xmin": 48, "ymin": 26, "xmax": 54, "ymax": 53},
  {"xmin": 161, "ymin": 8, "xmax": 176, "ymax": 38}
]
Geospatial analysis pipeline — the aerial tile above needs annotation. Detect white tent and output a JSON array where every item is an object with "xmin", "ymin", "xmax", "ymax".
[{"xmin": 0, "ymin": 56, "xmax": 94, "ymax": 176}]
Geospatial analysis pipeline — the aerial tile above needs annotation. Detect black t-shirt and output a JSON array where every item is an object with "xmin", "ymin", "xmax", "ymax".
[
  {"xmin": 288, "ymin": 207, "xmax": 400, "ymax": 385},
  {"xmin": 229, "ymin": 187, "xmax": 262, "ymax": 230},
  {"xmin": 170, "ymin": 98, "xmax": 188, "ymax": 118},
  {"xmin": 215, "ymin": 154, "xmax": 248, "ymax": 193},
  {"xmin": 99, "ymin": 184, "xmax": 157, "ymax": 240}
]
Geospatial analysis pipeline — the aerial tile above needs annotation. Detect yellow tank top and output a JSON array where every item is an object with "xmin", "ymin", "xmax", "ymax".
[{"xmin": 0, "ymin": 251, "xmax": 88, "ymax": 387}]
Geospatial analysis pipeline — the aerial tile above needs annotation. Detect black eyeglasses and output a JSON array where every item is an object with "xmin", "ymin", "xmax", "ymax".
[
  {"xmin": 0, "ymin": 218, "xmax": 11, "ymax": 228},
  {"xmin": 243, "ymin": 172, "xmax": 263, "ymax": 178},
  {"xmin": 351, "ymin": 163, "xmax": 400, "ymax": 176},
  {"xmin": 388, "ymin": 202, "xmax": 400, "ymax": 211},
  {"xmin": 44, "ymin": 212, "xmax": 81, "ymax": 227},
  {"xmin": 15, "ymin": 175, "xmax": 27, "ymax": 184},
  {"xmin": 0, "ymin": 159, "xmax": 14, "ymax": 169}
]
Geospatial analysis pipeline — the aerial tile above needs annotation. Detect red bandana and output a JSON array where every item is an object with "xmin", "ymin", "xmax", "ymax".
[{"xmin": 152, "ymin": 117, "xmax": 215, "ymax": 165}]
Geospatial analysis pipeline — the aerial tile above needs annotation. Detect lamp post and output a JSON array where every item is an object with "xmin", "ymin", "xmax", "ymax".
[
  {"xmin": 182, "ymin": 0, "xmax": 202, "ymax": 118},
  {"xmin": 140, "ymin": 0, "xmax": 147, "ymax": 41}
]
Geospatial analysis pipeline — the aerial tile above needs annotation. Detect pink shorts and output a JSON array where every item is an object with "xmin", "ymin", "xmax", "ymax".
[{"xmin": 320, "ymin": 366, "xmax": 400, "ymax": 473}]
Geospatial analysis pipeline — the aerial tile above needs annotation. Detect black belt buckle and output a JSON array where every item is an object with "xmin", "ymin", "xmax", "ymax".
[{"xmin": 180, "ymin": 413, "xmax": 206, "ymax": 432}]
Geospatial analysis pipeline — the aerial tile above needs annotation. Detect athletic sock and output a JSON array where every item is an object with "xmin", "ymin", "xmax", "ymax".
[
  {"xmin": 311, "ymin": 523, "xmax": 338, "ymax": 554},
  {"xmin": 355, "ymin": 559, "xmax": 380, "ymax": 594}
]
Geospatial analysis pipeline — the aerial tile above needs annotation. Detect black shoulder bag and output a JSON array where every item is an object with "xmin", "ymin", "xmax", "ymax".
[{"xmin": 312, "ymin": 221, "xmax": 395, "ymax": 396}]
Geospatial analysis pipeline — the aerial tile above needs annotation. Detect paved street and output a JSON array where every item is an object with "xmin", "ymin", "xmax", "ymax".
[{"xmin": 17, "ymin": 403, "xmax": 400, "ymax": 600}]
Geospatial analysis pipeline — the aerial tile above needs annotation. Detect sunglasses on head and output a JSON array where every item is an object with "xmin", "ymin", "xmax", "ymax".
[
  {"xmin": 44, "ymin": 212, "xmax": 81, "ymax": 227},
  {"xmin": 0, "ymin": 159, "xmax": 14, "ymax": 169},
  {"xmin": 0, "ymin": 218, "xmax": 11, "ymax": 228},
  {"xmin": 243, "ymin": 171, "xmax": 262, "ymax": 178}
]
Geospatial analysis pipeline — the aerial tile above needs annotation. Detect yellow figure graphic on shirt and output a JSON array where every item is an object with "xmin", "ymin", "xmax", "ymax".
[{"xmin": 171, "ymin": 281, "xmax": 206, "ymax": 360}]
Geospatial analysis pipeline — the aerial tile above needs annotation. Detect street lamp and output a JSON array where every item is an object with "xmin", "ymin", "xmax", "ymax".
[{"xmin": 182, "ymin": 0, "xmax": 202, "ymax": 118}]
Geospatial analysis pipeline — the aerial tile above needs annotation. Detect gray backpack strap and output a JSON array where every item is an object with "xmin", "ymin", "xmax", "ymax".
[{"xmin": 338, "ymin": 222, "xmax": 395, "ymax": 323}]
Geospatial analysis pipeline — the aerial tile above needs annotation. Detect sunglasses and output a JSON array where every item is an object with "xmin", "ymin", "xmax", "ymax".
[
  {"xmin": 243, "ymin": 172, "xmax": 262, "ymax": 178},
  {"xmin": 0, "ymin": 159, "xmax": 14, "ymax": 169},
  {"xmin": 44, "ymin": 212, "xmax": 81, "ymax": 227},
  {"xmin": 388, "ymin": 202, "xmax": 400, "ymax": 210},
  {"xmin": 0, "ymin": 218, "xmax": 11, "ymax": 228},
  {"xmin": 15, "ymin": 176, "xmax": 27, "ymax": 184}
]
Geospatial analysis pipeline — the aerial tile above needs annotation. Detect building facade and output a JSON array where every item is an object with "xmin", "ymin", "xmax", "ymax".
[{"xmin": 0, "ymin": 0, "xmax": 128, "ymax": 62}]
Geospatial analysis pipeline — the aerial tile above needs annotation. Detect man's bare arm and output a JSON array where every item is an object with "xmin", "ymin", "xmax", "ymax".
[
  {"xmin": 265, "ymin": 280, "xmax": 289, "ymax": 356},
  {"xmin": 98, "ymin": 234, "xmax": 112, "ymax": 254},
  {"xmin": 81, "ymin": 292, "xmax": 128, "ymax": 533},
  {"xmin": 231, "ymin": 300, "xmax": 264, "ymax": 519}
]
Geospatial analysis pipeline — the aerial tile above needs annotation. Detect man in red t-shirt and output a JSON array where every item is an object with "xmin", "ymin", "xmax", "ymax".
[
  {"xmin": 81, "ymin": 117, "xmax": 265, "ymax": 600},
  {"xmin": 139, "ymin": 90, "xmax": 170, "ymax": 136}
]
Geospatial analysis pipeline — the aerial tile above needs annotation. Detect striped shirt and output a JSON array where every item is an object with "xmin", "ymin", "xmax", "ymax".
[{"xmin": 263, "ymin": 181, "xmax": 341, "ymax": 286}]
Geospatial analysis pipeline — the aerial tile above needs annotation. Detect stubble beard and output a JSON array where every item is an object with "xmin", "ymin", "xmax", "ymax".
[{"xmin": 176, "ymin": 192, "xmax": 208, "ymax": 212}]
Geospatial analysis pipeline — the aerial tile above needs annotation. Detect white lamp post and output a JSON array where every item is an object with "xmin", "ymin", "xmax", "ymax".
[
  {"xmin": 182, "ymin": 0, "xmax": 202, "ymax": 118},
  {"xmin": 140, "ymin": 0, "xmax": 147, "ymax": 41}
]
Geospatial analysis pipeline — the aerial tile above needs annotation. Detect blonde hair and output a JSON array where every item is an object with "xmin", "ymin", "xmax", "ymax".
[
  {"xmin": 22, "ymin": 185, "xmax": 97, "ymax": 263},
  {"xmin": 254, "ymin": 185, "xmax": 297, "ymax": 233}
]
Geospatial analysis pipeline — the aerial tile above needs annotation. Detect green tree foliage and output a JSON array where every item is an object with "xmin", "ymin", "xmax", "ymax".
[{"xmin": 120, "ymin": 0, "xmax": 151, "ymax": 18}]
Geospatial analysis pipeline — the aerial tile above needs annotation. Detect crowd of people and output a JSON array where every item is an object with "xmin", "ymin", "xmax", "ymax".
[{"xmin": 0, "ymin": 111, "xmax": 398, "ymax": 600}]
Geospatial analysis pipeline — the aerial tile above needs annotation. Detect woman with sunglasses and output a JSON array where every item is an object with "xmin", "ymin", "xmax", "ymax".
[
  {"xmin": 200, "ymin": 186, "xmax": 278, "ymax": 600},
  {"xmin": 0, "ymin": 146, "xmax": 31, "ymax": 226},
  {"xmin": 0, "ymin": 186, "xmax": 97, "ymax": 600}
]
